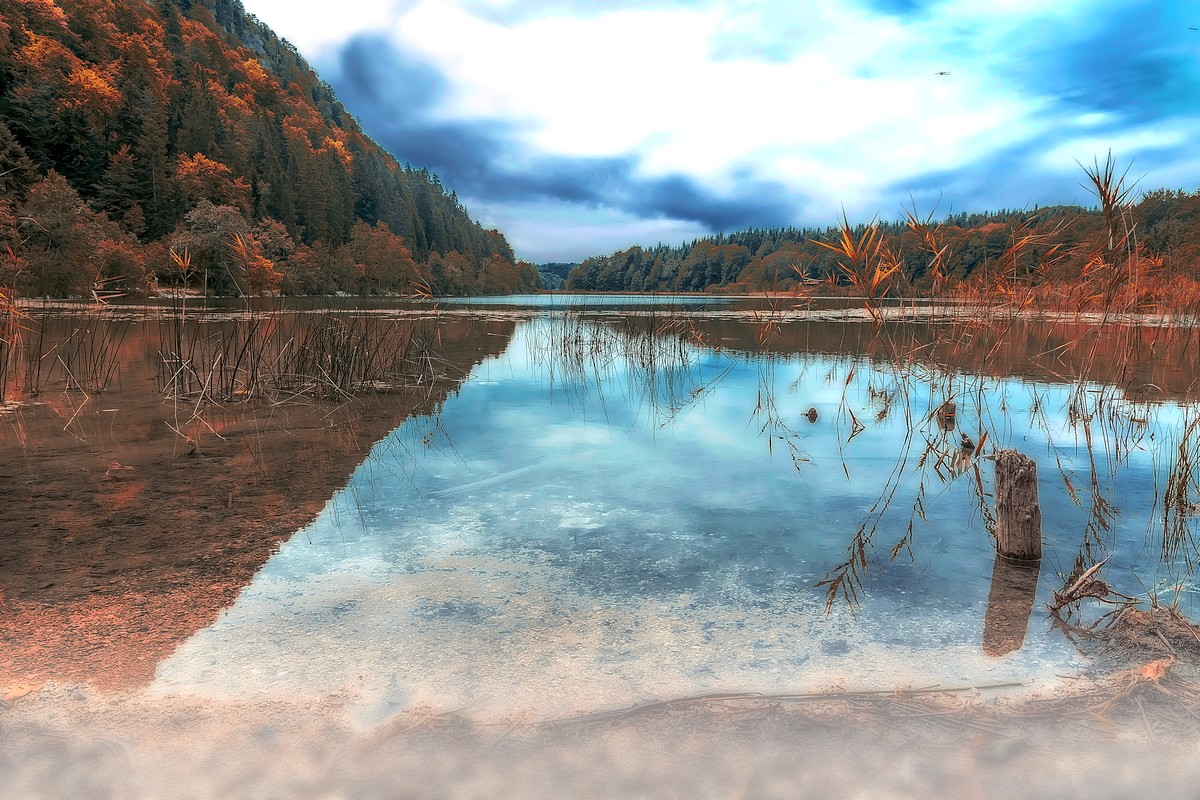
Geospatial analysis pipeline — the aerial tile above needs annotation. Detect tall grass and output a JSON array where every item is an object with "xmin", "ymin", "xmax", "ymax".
[
  {"xmin": 154, "ymin": 307, "xmax": 440, "ymax": 403},
  {"xmin": 812, "ymin": 212, "xmax": 900, "ymax": 324},
  {"xmin": 0, "ymin": 298, "xmax": 130, "ymax": 401},
  {"xmin": 151, "ymin": 241, "xmax": 443, "ymax": 404},
  {"xmin": 0, "ymin": 286, "xmax": 22, "ymax": 403},
  {"xmin": 525, "ymin": 302, "xmax": 725, "ymax": 422}
]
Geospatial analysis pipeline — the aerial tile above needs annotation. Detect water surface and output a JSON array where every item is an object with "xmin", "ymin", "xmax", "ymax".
[{"xmin": 148, "ymin": 299, "xmax": 1200, "ymax": 722}]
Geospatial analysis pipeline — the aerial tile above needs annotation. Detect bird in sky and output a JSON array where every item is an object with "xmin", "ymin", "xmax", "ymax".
[{"xmin": 935, "ymin": 70, "xmax": 951, "ymax": 75}]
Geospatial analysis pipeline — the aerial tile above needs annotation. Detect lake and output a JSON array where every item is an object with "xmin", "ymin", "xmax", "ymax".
[{"xmin": 3, "ymin": 293, "xmax": 1200, "ymax": 796}]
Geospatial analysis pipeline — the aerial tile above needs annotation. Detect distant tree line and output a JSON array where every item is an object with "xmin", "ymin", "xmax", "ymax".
[
  {"xmin": 566, "ymin": 195, "xmax": 1200, "ymax": 295},
  {"xmin": 536, "ymin": 262, "xmax": 577, "ymax": 290},
  {"xmin": 0, "ymin": 0, "xmax": 540, "ymax": 297}
]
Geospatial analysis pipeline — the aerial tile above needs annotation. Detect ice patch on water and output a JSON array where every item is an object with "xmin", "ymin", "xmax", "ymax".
[{"xmin": 558, "ymin": 510, "xmax": 605, "ymax": 530}]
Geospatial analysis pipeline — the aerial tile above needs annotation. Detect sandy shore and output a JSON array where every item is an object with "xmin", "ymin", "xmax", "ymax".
[{"xmin": 5, "ymin": 654, "xmax": 1200, "ymax": 799}]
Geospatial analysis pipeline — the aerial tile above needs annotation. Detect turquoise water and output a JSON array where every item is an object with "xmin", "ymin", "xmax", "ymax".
[{"xmin": 153, "ymin": 311, "xmax": 1198, "ymax": 721}]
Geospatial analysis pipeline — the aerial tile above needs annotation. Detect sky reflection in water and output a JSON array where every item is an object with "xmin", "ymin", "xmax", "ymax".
[{"xmin": 153, "ymin": 315, "xmax": 1195, "ymax": 722}]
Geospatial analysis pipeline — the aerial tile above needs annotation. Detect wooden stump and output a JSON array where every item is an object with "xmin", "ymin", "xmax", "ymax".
[{"xmin": 993, "ymin": 449, "xmax": 1042, "ymax": 560}]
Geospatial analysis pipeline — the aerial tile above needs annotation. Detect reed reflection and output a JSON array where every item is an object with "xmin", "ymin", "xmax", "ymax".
[
  {"xmin": 0, "ymin": 308, "xmax": 514, "ymax": 691},
  {"xmin": 542, "ymin": 303, "xmax": 1200, "ymax": 649}
]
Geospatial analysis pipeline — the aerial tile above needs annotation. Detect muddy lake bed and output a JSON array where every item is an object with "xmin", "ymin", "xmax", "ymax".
[{"xmin": 4, "ymin": 293, "xmax": 1200, "ymax": 798}]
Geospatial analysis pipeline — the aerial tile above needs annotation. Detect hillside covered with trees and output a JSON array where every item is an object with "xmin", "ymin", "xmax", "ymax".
[
  {"xmin": 0, "ymin": 0, "xmax": 540, "ymax": 297},
  {"xmin": 567, "ymin": 191, "xmax": 1200, "ymax": 299}
]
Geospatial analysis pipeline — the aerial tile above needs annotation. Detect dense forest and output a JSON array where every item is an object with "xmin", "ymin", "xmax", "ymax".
[
  {"xmin": 536, "ymin": 262, "xmax": 576, "ymax": 290},
  {"xmin": 567, "ymin": 192, "xmax": 1200, "ymax": 297},
  {"xmin": 0, "ymin": 0, "xmax": 540, "ymax": 297}
]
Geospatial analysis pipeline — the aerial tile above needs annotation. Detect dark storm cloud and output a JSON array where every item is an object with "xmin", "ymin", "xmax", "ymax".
[
  {"xmin": 628, "ymin": 175, "xmax": 798, "ymax": 231},
  {"xmin": 1005, "ymin": 1, "xmax": 1200, "ymax": 123},
  {"xmin": 337, "ymin": 34, "xmax": 443, "ymax": 109},
  {"xmin": 332, "ymin": 35, "xmax": 516, "ymax": 192},
  {"xmin": 324, "ymin": 34, "xmax": 800, "ymax": 232},
  {"xmin": 884, "ymin": 130, "xmax": 1199, "ymax": 223}
]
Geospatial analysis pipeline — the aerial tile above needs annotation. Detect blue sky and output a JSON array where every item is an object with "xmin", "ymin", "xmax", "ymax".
[{"xmin": 240, "ymin": 0, "xmax": 1200, "ymax": 263}]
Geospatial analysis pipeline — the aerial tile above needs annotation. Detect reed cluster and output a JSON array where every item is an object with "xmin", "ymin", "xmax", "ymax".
[
  {"xmin": 0, "ymin": 300, "xmax": 130, "ymax": 402},
  {"xmin": 154, "ymin": 305, "xmax": 438, "ymax": 404}
]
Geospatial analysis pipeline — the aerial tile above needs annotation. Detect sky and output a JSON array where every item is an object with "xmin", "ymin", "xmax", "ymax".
[{"xmin": 239, "ymin": 0, "xmax": 1200, "ymax": 264}]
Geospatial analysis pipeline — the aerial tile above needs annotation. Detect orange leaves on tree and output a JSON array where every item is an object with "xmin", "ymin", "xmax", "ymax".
[
  {"xmin": 175, "ymin": 153, "xmax": 252, "ymax": 215},
  {"xmin": 320, "ymin": 137, "xmax": 353, "ymax": 171},
  {"xmin": 16, "ymin": 31, "xmax": 75, "ymax": 75},
  {"xmin": 66, "ymin": 66, "xmax": 121, "ymax": 110}
]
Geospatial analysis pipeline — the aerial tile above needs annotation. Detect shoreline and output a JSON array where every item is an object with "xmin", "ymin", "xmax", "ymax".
[{"xmin": 5, "ymin": 632, "xmax": 1200, "ymax": 799}]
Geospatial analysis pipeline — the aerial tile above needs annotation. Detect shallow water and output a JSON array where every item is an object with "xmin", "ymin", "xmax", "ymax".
[
  {"xmin": 8, "ymin": 296, "xmax": 1200, "ymax": 797},
  {"xmin": 137, "ymin": 299, "xmax": 1200, "ymax": 724}
]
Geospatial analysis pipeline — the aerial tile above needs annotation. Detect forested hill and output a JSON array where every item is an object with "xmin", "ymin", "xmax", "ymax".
[
  {"xmin": 0, "ymin": 0, "xmax": 540, "ymax": 297},
  {"xmin": 567, "ymin": 192, "xmax": 1200, "ymax": 294}
]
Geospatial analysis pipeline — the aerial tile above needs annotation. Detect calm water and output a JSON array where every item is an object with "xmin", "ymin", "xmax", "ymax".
[
  {"xmin": 141, "ymin": 297, "xmax": 1200, "ymax": 722},
  {"xmin": 434, "ymin": 292, "xmax": 732, "ymax": 308}
]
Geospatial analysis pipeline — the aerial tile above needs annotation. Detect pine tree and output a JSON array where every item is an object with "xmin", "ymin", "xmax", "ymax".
[{"xmin": 0, "ymin": 119, "xmax": 37, "ymax": 199}]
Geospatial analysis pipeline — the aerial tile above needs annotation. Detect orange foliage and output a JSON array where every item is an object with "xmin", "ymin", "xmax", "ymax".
[
  {"xmin": 320, "ymin": 136, "xmax": 353, "ymax": 171},
  {"xmin": 175, "ymin": 153, "xmax": 252, "ymax": 215},
  {"xmin": 17, "ymin": 0, "xmax": 68, "ymax": 28},
  {"xmin": 64, "ymin": 66, "xmax": 122, "ymax": 118},
  {"xmin": 17, "ymin": 31, "xmax": 75, "ymax": 71}
]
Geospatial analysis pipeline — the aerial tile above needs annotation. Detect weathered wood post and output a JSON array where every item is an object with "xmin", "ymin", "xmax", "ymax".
[
  {"xmin": 993, "ymin": 449, "xmax": 1042, "ymax": 561},
  {"xmin": 982, "ymin": 450, "xmax": 1042, "ymax": 656}
]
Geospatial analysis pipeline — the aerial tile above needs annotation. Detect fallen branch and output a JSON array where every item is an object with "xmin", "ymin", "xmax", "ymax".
[{"xmin": 1048, "ymin": 558, "xmax": 1137, "ymax": 613}]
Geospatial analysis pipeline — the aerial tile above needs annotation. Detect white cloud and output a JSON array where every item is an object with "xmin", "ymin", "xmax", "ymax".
[
  {"xmin": 1039, "ymin": 127, "xmax": 1191, "ymax": 172},
  {"xmin": 381, "ymin": 0, "xmax": 1053, "ymax": 210},
  {"xmin": 468, "ymin": 198, "xmax": 710, "ymax": 263},
  {"xmin": 241, "ymin": 0, "xmax": 1200, "ymax": 259},
  {"xmin": 241, "ymin": 0, "xmax": 402, "ymax": 56}
]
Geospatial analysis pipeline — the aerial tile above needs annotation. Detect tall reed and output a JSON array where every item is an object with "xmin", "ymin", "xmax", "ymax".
[{"xmin": 0, "ymin": 286, "xmax": 22, "ymax": 403}]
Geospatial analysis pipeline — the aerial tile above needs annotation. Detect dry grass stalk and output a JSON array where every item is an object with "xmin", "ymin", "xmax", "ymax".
[{"xmin": 813, "ymin": 212, "xmax": 898, "ymax": 323}]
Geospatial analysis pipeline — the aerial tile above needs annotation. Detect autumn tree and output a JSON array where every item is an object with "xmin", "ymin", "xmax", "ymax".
[
  {"xmin": 18, "ymin": 171, "xmax": 103, "ymax": 295},
  {"xmin": 175, "ymin": 152, "xmax": 251, "ymax": 215},
  {"xmin": 0, "ymin": 0, "xmax": 531, "ymax": 296},
  {"xmin": 347, "ymin": 220, "xmax": 418, "ymax": 295},
  {"xmin": 169, "ymin": 199, "xmax": 252, "ymax": 294}
]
